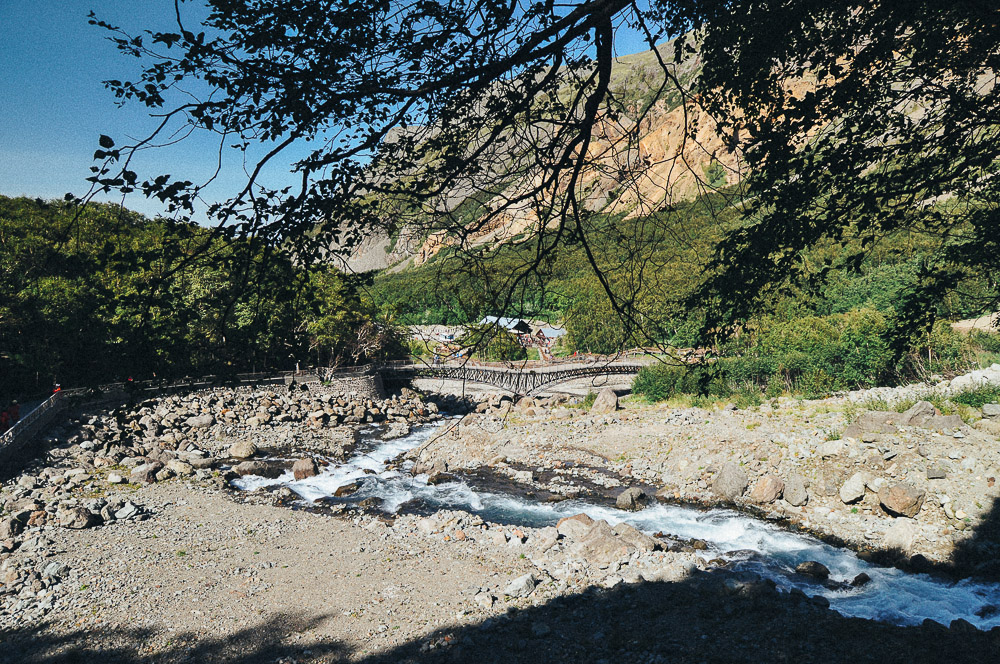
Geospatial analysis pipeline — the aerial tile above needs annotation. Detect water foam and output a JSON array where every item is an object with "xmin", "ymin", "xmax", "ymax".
[{"xmin": 231, "ymin": 422, "xmax": 1000, "ymax": 628}]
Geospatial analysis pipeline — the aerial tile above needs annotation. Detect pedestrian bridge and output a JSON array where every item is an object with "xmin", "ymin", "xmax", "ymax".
[{"xmin": 378, "ymin": 360, "xmax": 648, "ymax": 396}]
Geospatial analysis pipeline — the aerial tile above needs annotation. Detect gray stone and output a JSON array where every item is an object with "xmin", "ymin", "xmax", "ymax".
[
  {"xmin": 130, "ymin": 461, "xmax": 163, "ymax": 484},
  {"xmin": 233, "ymin": 460, "xmax": 284, "ymax": 479},
  {"xmin": 292, "ymin": 458, "xmax": 319, "ymax": 480},
  {"xmin": 974, "ymin": 419, "xmax": 1000, "ymax": 436},
  {"xmin": 165, "ymin": 459, "xmax": 195, "ymax": 477},
  {"xmin": 839, "ymin": 472, "xmax": 868, "ymax": 504},
  {"xmin": 474, "ymin": 592, "xmax": 495, "ymax": 609},
  {"xmin": 749, "ymin": 474, "xmax": 784, "ymax": 503},
  {"xmin": 504, "ymin": 574, "xmax": 536, "ymax": 598},
  {"xmin": 227, "ymin": 440, "xmax": 258, "ymax": 459},
  {"xmin": 713, "ymin": 461, "xmax": 748, "ymax": 501},
  {"xmin": 114, "ymin": 501, "xmax": 140, "ymax": 520},
  {"xmin": 795, "ymin": 561, "xmax": 830, "ymax": 580},
  {"xmin": 0, "ymin": 517, "xmax": 24, "ymax": 539},
  {"xmin": 783, "ymin": 474, "xmax": 809, "ymax": 506},
  {"xmin": 899, "ymin": 401, "xmax": 939, "ymax": 428},
  {"xmin": 556, "ymin": 513, "xmax": 595, "ymax": 540},
  {"xmin": 612, "ymin": 522, "xmax": 658, "ymax": 553},
  {"xmin": 884, "ymin": 519, "xmax": 919, "ymax": 555},
  {"xmin": 571, "ymin": 520, "xmax": 632, "ymax": 565},
  {"xmin": 843, "ymin": 411, "xmax": 901, "ymax": 439},
  {"xmin": 42, "ymin": 562, "xmax": 68, "ymax": 579},
  {"xmin": 879, "ymin": 483, "xmax": 926, "ymax": 518},
  {"xmin": 982, "ymin": 403, "xmax": 1000, "ymax": 418},
  {"xmin": 57, "ymin": 507, "xmax": 99, "ymax": 529},
  {"xmin": 616, "ymin": 487, "xmax": 649, "ymax": 511},
  {"xmin": 926, "ymin": 467, "xmax": 947, "ymax": 480},
  {"xmin": 818, "ymin": 440, "xmax": 846, "ymax": 458},
  {"xmin": 589, "ymin": 388, "xmax": 619, "ymax": 414},
  {"xmin": 185, "ymin": 414, "xmax": 215, "ymax": 428}
]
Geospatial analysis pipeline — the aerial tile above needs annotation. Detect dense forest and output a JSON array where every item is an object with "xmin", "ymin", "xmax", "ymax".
[{"xmin": 0, "ymin": 196, "xmax": 405, "ymax": 399}]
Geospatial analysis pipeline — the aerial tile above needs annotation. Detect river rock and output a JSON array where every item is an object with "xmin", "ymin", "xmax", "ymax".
[
  {"xmin": 227, "ymin": 440, "xmax": 258, "ymax": 459},
  {"xmin": 975, "ymin": 419, "xmax": 1000, "ymax": 436},
  {"xmin": 818, "ymin": 440, "xmax": 846, "ymax": 458},
  {"xmin": 292, "ymin": 458, "xmax": 318, "ymax": 480},
  {"xmin": 879, "ymin": 483, "xmax": 926, "ymax": 518},
  {"xmin": 383, "ymin": 421, "xmax": 410, "ymax": 440},
  {"xmin": 612, "ymin": 522, "xmax": 657, "ymax": 552},
  {"xmin": 795, "ymin": 561, "xmax": 830, "ymax": 580},
  {"xmin": 557, "ymin": 513, "xmax": 595, "ymax": 540},
  {"xmin": 571, "ymin": 520, "xmax": 632, "ymax": 565},
  {"xmin": 713, "ymin": 461, "xmax": 748, "ymax": 500},
  {"xmin": 0, "ymin": 517, "xmax": 23, "ymax": 539},
  {"xmin": 783, "ymin": 474, "xmax": 809, "ymax": 506},
  {"xmin": 504, "ymin": 574, "xmax": 536, "ymax": 598},
  {"xmin": 57, "ymin": 507, "xmax": 99, "ymax": 529},
  {"xmin": 130, "ymin": 462, "xmax": 163, "ymax": 484},
  {"xmin": 749, "ymin": 474, "xmax": 784, "ymax": 503},
  {"xmin": 844, "ymin": 411, "xmax": 901, "ymax": 439},
  {"xmin": 185, "ymin": 414, "xmax": 215, "ymax": 428},
  {"xmin": 166, "ymin": 459, "xmax": 195, "ymax": 477},
  {"xmin": 616, "ymin": 487, "xmax": 649, "ymax": 511},
  {"xmin": 233, "ymin": 460, "xmax": 284, "ymax": 479},
  {"xmin": 899, "ymin": 401, "xmax": 964, "ymax": 431},
  {"xmin": 334, "ymin": 482, "xmax": 360, "ymax": 497},
  {"xmin": 982, "ymin": 403, "xmax": 1000, "ymax": 418},
  {"xmin": 839, "ymin": 472, "xmax": 868, "ymax": 504},
  {"xmin": 590, "ymin": 388, "xmax": 619, "ymax": 414},
  {"xmin": 884, "ymin": 518, "xmax": 919, "ymax": 555}
]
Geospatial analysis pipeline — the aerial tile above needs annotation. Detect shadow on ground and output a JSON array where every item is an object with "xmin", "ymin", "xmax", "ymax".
[{"xmin": 3, "ymin": 568, "xmax": 998, "ymax": 664}]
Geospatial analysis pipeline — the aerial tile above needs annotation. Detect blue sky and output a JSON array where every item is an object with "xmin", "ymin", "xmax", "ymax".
[{"xmin": 0, "ymin": 1, "xmax": 657, "ymax": 220}]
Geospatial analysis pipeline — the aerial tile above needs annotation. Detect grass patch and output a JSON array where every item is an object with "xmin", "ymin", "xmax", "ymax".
[{"xmin": 950, "ymin": 384, "xmax": 1000, "ymax": 409}]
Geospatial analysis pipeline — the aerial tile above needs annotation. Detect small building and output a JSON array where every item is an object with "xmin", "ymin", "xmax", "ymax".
[{"xmin": 479, "ymin": 316, "xmax": 532, "ymax": 335}]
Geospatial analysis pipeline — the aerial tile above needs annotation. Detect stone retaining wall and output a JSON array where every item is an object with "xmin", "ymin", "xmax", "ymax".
[{"xmin": 317, "ymin": 371, "xmax": 386, "ymax": 400}]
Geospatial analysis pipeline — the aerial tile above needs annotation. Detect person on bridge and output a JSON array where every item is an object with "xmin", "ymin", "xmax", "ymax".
[{"xmin": 0, "ymin": 409, "xmax": 9, "ymax": 433}]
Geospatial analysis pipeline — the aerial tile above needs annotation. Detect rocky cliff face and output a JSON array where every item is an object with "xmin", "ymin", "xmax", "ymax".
[{"xmin": 340, "ymin": 41, "xmax": 744, "ymax": 272}]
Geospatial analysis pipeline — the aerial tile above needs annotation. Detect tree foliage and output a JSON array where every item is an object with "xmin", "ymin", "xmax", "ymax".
[
  {"xmin": 82, "ymin": 0, "xmax": 1000, "ymax": 361},
  {"xmin": 0, "ymin": 196, "xmax": 402, "ymax": 398}
]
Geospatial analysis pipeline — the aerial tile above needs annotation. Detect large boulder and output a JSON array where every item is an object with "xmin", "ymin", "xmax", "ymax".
[
  {"xmin": 783, "ymin": 474, "xmax": 809, "ymax": 507},
  {"xmin": 130, "ymin": 461, "xmax": 163, "ymax": 484},
  {"xmin": 879, "ymin": 483, "xmax": 926, "ymax": 518},
  {"xmin": 57, "ymin": 507, "xmax": 100, "ymax": 529},
  {"xmin": 795, "ymin": 561, "xmax": 830, "ymax": 580},
  {"xmin": 974, "ymin": 419, "xmax": 1000, "ymax": 436},
  {"xmin": 0, "ymin": 517, "xmax": 24, "ymax": 539},
  {"xmin": 227, "ymin": 440, "xmax": 258, "ymax": 459},
  {"xmin": 839, "ymin": 472, "xmax": 868, "ymax": 504},
  {"xmin": 504, "ymin": 574, "xmax": 536, "ymax": 598},
  {"xmin": 570, "ymin": 520, "xmax": 633, "ymax": 565},
  {"xmin": 898, "ymin": 401, "xmax": 964, "ymax": 431},
  {"xmin": 233, "ymin": 460, "xmax": 284, "ymax": 479},
  {"xmin": 616, "ymin": 487, "xmax": 650, "ymax": 511},
  {"xmin": 713, "ymin": 462, "xmax": 748, "ymax": 501},
  {"xmin": 749, "ymin": 474, "xmax": 784, "ymax": 503},
  {"xmin": 556, "ymin": 513, "xmax": 595, "ymax": 540},
  {"xmin": 165, "ymin": 459, "xmax": 195, "ymax": 477},
  {"xmin": 589, "ymin": 388, "xmax": 619, "ymax": 414},
  {"xmin": 292, "ymin": 458, "xmax": 319, "ymax": 480},
  {"xmin": 612, "ymin": 522, "xmax": 658, "ymax": 553},
  {"xmin": 843, "ymin": 411, "xmax": 901, "ymax": 439},
  {"xmin": 982, "ymin": 403, "xmax": 1000, "ymax": 418},
  {"xmin": 185, "ymin": 414, "xmax": 215, "ymax": 428},
  {"xmin": 884, "ymin": 519, "xmax": 919, "ymax": 555}
]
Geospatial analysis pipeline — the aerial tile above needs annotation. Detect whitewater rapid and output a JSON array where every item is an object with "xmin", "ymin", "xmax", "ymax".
[{"xmin": 232, "ymin": 422, "xmax": 1000, "ymax": 629}]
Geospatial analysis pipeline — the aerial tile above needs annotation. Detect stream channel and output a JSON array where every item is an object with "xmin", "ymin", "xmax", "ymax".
[{"xmin": 232, "ymin": 420, "xmax": 1000, "ymax": 629}]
